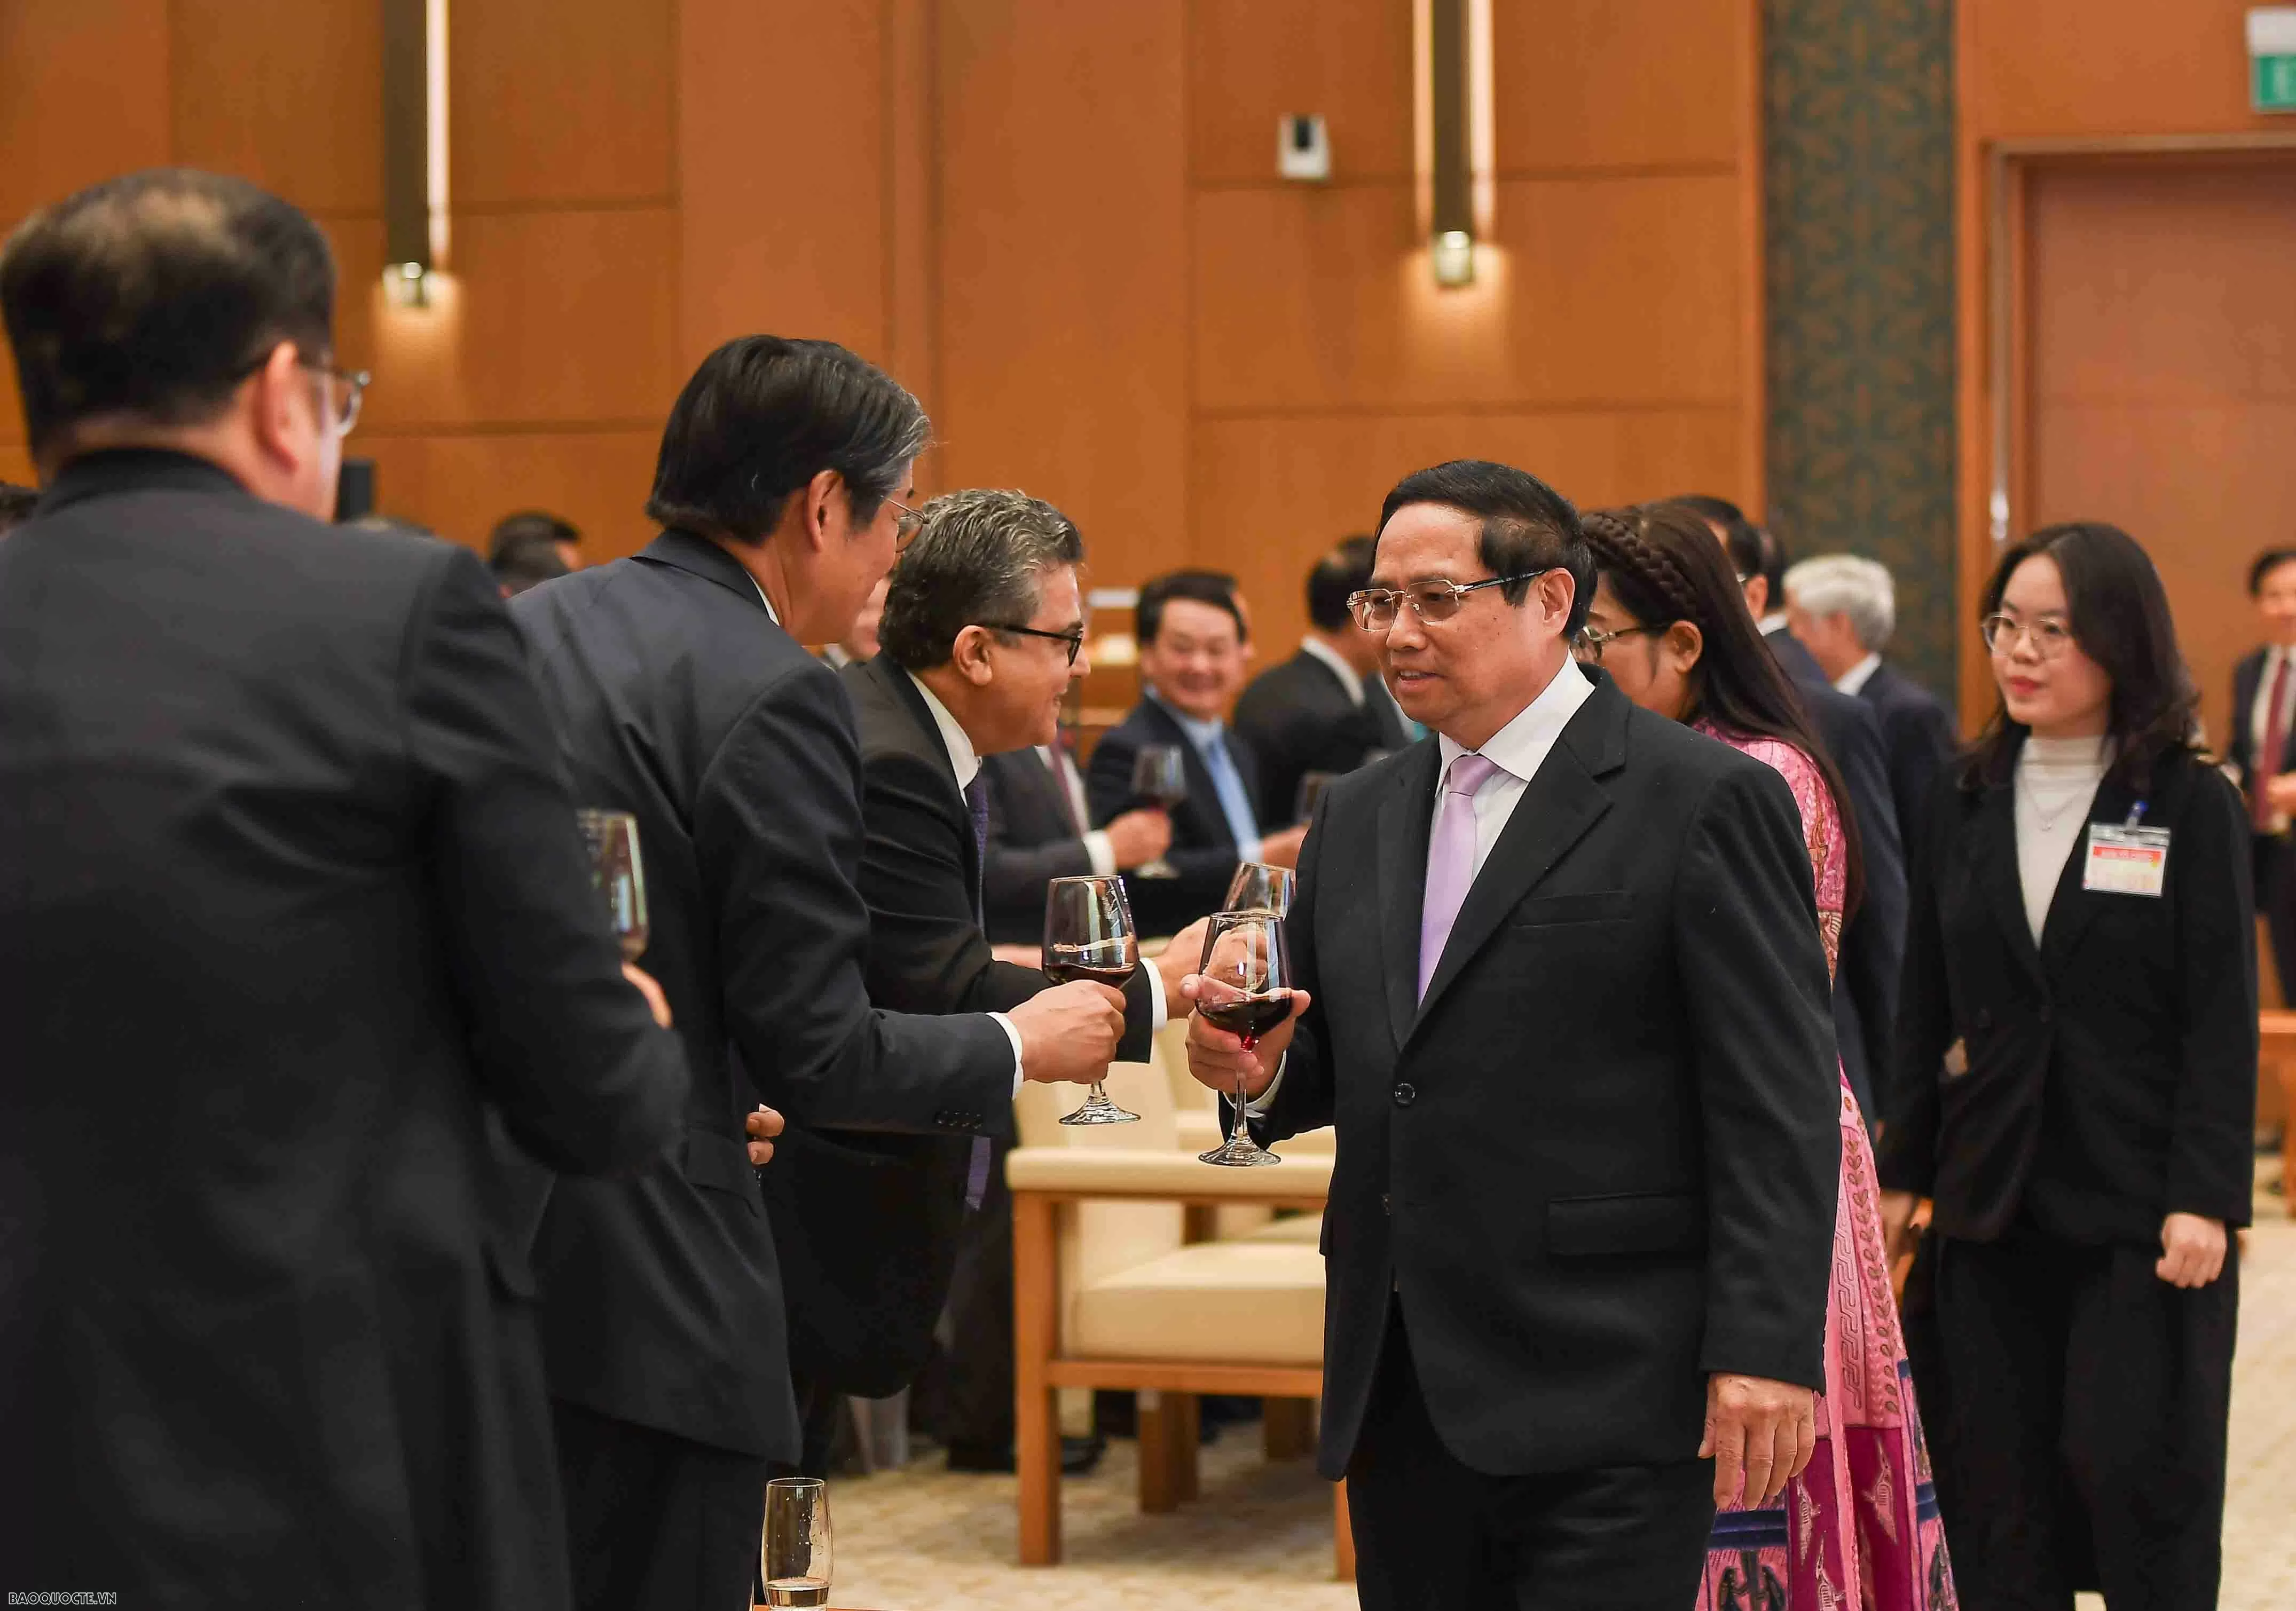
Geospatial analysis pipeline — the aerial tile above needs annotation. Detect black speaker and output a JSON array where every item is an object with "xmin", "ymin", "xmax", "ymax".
[{"xmin": 335, "ymin": 457, "xmax": 377, "ymax": 523}]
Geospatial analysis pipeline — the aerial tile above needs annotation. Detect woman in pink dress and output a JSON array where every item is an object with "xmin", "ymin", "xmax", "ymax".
[{"xmin": 1577, "ymin": 502, "xmax": 1956, "ymax": 1611}]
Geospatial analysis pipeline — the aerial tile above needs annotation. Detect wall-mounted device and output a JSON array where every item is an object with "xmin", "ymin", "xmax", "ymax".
[{"xmin": 1278, "ymin": 114, "xmax": 1331, "ymax": 182}]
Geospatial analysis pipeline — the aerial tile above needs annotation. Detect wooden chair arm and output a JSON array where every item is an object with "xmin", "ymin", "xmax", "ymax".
[{"xmin": 1006, "ymin": 1144, "xmax": 1333, "ymax": 1204}]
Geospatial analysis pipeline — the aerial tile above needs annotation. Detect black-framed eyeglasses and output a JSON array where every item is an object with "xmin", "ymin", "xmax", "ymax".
[
  {"xmin": 1572, "ymin": 621, "xmax": 1673, "ymax": 665},
  {"xmin": 1346, "ymin": 572, "xmax": 1549, "ymax": 632},
  {"xmin": 985, "ymin": 622, "xmax": 1086, "ymax": 666},
  {"xmin": 886, "ymin": 497, "xmax": 925, "ymax": 552}
]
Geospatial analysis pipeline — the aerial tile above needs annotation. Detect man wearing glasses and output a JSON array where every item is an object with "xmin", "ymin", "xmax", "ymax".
[
  {"xmin": 0, "ymin": 170, "xmax": 691, "ymax": 1607},
  {"xmin": 1182, "ymin": 460, "xmax": 1842, "ymax": 1610}
]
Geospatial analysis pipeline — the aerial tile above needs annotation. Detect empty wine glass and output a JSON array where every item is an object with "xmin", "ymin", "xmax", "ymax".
[
  {"xmin": 575, "ymin": 808, "xmax": 649, "ymax": 961},
  {"xmin": 760, "ymin": 1477, "xmax": 832, "ymax": 1607},
  {"xmin": 1044, "ymin": 875, "xmax": 1141, "ymax": 1125},
  {"xmin": 1129, "ymin": 745, "xmax": 1189, "ymax": 878},
  {"xmin": 1194, "ymin": 907, "xmax": 1291, "ymax": 1167},
  {"xmin": 1223, "ymin": 861, "xmax": 1295, "ymax": 917},
  {"xmin": 1293, "ymin": 769, "xmax": 1341, "ymax": 825}
]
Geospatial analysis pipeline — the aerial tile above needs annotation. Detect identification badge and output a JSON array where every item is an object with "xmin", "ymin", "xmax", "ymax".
[{"xmin": 2083, "ymin": 823, "xmax": 2169, "ymax": 896}]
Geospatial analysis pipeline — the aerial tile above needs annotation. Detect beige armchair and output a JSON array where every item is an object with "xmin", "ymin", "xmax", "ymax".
[{"xmin": 1007, "ymin": 1052, "xmax": 1351, "ymax": 1580}]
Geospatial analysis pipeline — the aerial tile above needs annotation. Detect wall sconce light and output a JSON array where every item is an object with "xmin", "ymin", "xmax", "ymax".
[
  {"xmin": 1428, "ymin": 0, "xmax": 1473, "ymax": 287},
  {"xmin": 382, "ymin": 0, "xmax": 449, "ymax": 308}
]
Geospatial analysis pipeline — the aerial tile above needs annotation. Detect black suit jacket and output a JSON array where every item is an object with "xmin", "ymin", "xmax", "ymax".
[
  {"xmin": 0, "ymin": 451, "xmax": 688, "ymax": 1606},
  {"xmin": 1251, "ymin": 672, "xmax": 1840, "ymax": 1480},
  {"xmin": 511, "ymin": 532, "xmax": 1016, "ymax": 1459},
  {"xmin": 1880, "ymin": 744, "xmax": 2258, "ymax": 1245},
  {"xmin": 980, "ymin": 745, "xmax": 1096, "ymax": 946},
  {"xmin": 1767, "ymin": 627, "xmax": 1908, "ymax": 1116},
  {"xmin": 1233, "ymin": 647, "xmax": 1409, "ymax": 826},
  {"xmin": 1086, "ymin": 697, "xmax": 1266, "ymax": 934},
  {"xmin": 1856, "ymin": 661, "xmax": 1957, "ymax": 848},
  {"xmin": 2226, "ymin": 647, "xmax": 2296, "ymax": 822}
]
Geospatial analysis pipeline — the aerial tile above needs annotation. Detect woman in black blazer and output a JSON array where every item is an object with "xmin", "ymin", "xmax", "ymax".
[{"xmin": 1880, "ymin": 521, "xmax": 2254, "ymax": 1611}]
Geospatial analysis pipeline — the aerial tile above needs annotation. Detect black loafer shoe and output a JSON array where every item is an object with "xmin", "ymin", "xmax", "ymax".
[{"xmin": 945, "ymin": 1434, "xmax": 1106, "ymax": 1475}]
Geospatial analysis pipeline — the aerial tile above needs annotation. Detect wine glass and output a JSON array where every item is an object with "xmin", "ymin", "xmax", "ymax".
[
  {"xmin": 1044, "ymin": 875, "xmax": 1142, "ymax": 1125},
  {"xmin": 575, "ymin": 808, "xmax": 649, "ymax": 961},
  {"xmin": 760, "ymin": 1477, "xmax": 832, "ymax": 1607},
  {"xmin": 1194, "ymin": 907, "xmax": 1291, "ymax": 1167},
  {"xmin": 1223, "ymin": 861, "xmax": 1295, "ymax": 917},
  {"xmin": 1293, "ymin": 769, "xmax": 1341, "ymax": 825},
  {"xmin": 1129, "ymin": 745, "xmax": 1189, "ymax": 878}
]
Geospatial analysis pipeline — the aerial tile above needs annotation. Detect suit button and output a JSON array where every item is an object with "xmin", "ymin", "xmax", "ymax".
[
  {"xmin": 1381, "ymin": 1193, "xmax": 1393, "ymax": 1214},
  {"xmin": 1393, "ymin": 1083, "xmax": 1417, "ymax": 1107}
]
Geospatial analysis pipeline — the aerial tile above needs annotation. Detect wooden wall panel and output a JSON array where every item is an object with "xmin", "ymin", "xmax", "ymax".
[
  {"xmin": 358, "ymin": 430, "xmax": 662, "ymax": 556},
  {"xmin": 935, "ymin": 0, "xmax": 1190, "ymax": 585},
  {"xmin": 0, "ymin": 0, "xmax": 171, "ymax": 225},
  {"xmin": 676, "ymin": 0, "xmax": 886, "ymax": 367},
  {"xmin": 1493, "ymin": 0, "xmax": 1747, "ymax": 172},
  {"xmin": 1192, "ymin": 175, "xmax": 1742, "ymax": 413},
  {"xmin": 169, "ymin": 0, "xmax": 380, "ymax": 217},
  {"xmin": 452, "ymin": 0, "xmax": 674, "ymax": 208},
  {"xmin": 1191, "ymin": 0, "xmax": 1413, "ymax": 184}
]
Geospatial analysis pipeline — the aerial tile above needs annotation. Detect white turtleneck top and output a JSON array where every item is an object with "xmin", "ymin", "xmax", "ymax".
[{"xmin": 2015, "ymin": 734, "xmax": 2111, "ymax": 943}]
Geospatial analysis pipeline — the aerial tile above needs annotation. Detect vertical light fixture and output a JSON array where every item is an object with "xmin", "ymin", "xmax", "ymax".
[
  {"xmin": 1428, "ymin": 0, "xmax": 1474, "ymax": 287},
  {"xmin": 383, "ymin": 0, "xmax": 449, "ymax": 307}
]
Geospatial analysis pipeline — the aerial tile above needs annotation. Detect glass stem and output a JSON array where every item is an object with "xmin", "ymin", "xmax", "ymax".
[{"xmin": 1231, "ymin": 1071, "xmax": 1249, "ymax": 1143}]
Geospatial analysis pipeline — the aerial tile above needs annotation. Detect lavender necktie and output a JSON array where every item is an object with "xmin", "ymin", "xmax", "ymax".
[{"xmin": 1418, "ymin": 752, "xmax": 1504, "ymax": 1001}]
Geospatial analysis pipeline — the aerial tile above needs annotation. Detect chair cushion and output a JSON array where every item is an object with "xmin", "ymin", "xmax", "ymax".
[
  {"xmin": 1072, "ymin": 1241, "xmax": 1325, "ymax": 1364},
  {"xmin": 1235, "ymin": 1211, "xmax": 1323, "ymax": 1245}
]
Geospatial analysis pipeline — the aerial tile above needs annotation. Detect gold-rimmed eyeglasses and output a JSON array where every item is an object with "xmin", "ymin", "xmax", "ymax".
[
  {"xmin": 1346, "ymin": 571, "xmax": 1549, "ymax": 632},
  {"xmin": 1572, "ymin": 621, "xmax": 1671, "ymax": 665},
  {"xmin": 886, "ymin": 497, "xmax": 926, "ymax": 552},
  {"xmin": 1980, "ymin": 613, "xmax": 2075, "ymax": 659}
]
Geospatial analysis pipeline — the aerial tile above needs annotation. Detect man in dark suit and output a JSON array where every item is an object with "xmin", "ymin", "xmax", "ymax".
[
  {"xmin": 1676, "ymin": 494, "xmax": 1908, "ymax": 1121},
  {"xmin": 1086, "ymin": 572, "xmax": 1308, "ymax": 934},
  {"xmin": 979, "ymin": 738, "xmax": 1171, "ymax": 944},
  {"xmin": 510, "ymin": 337, "xmax": 1127, "ymax": 1610},
  {"xmin": 1233, "ymin": 534, "xmax": 1416, "ymax": 823},
  {"xmin": 1182, "ymin": 462, "xmax": 1839, "ymax": 1608},
  {"xmin": 846, "ymin": 488, "xmax": 1206, "ymax": 1471},
  {"xmin": 0, "ymin": 169, "xmax": 691, "ymax": 1608},
  {"xmin": 2226, "ymin": 546, "xmax": 2296, "ymax": 1005},
  {"xmin": 1784, "ymin": 552, "xmax": 1959, "ymax": 846}
]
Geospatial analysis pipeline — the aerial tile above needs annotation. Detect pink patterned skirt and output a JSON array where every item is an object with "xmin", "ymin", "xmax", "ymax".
[{"xmin": 1694, "ymin": 1081, "xmax": 1957, "ymax": 1611}]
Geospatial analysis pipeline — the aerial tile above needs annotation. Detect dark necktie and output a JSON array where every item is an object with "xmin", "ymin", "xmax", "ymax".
[
  {"xmin": 961, "ymin": 771, "xmax": 994, "ymax": 1209},
  {"xmin": 2260, "ymin": 655, "xmax": 2292, "ymax": 832}
]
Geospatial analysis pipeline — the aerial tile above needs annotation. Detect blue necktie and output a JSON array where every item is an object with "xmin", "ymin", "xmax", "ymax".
[
  {"xmin": 1201, "ymin": 730, "xmax": 1262, "ymax": 852},
  {"xmin": 962, "ymin": 772, "xmax": 993, "ymax": 1210}
]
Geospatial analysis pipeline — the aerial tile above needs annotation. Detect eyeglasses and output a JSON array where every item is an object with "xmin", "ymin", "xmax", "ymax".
[
  {"xmin": 1980, "ymin": 613, "xmax": 2075, "ymax": 658},
  {"xmin": 1346, "ymin": 572, "xmax": 1548, "ymax": 631},
  {"xmin": 1571, "ymin": 621, "xmax": 1670, "ymax": 665},
  {"xmin": 985, "ymin": 622, "xmax": 1086, "ymax": 666},
  {"xmin": 886, "ymin": 497, "xmax": 925, "ymax": 552},
  {"xmin": 308, "ymin": 362, "xmax": 368, "ymax": 438}
]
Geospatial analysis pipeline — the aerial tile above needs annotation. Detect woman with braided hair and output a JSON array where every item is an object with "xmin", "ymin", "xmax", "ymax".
[{"xmin": 1578, "ymin": 501, "xmax": 1957, "ymax": 1611}]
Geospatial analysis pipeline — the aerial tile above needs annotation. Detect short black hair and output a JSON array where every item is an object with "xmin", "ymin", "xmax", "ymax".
[
  {"xmin": 646, "ymin": 335, "xmax": 929, "ymax": 544},
  {"xmin": 0, "ymin": 481, "xmax": 37, "ymax": 535},
  {"xmin": 1138, "ymin": 570, "xmax": 1246, "ymax": 646},
  {"xmin": 1375, "ymin": 460, "xmax": 1592, "ymax": 635},
  {"xmin": 0, "ymin": 169, "xmax": 335, "ymax": 461},
  {"xmin": 489, "ymin": 508, "xmax": 580, "ymax": 563},
  {"xmin": 2248, "ymin": 547, "xmax": 2296, "ymax": 596},
  {"xmin": 489, "ymin": 528, "xmax": 572, "ymax": 595},
  {"xmin": 1670, "ymin": 492, "xmax": 1774, "ymax": 589},
  {"xmin": 879, "ymin": 489, "xmax": 1084, "ymax": 670},
  {"xmin": 1307, "ymin": 535, "xmax": 1377, "ymax": 632}
]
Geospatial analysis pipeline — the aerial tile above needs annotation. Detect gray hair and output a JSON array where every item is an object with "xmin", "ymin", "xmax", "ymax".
[
  {"xmin": 878, "ymin": 488, "xmax": 1085, "ymax": 670},
  {"xmin": 1784, "ymin": 553, "xmax": 1894, "ymax": 652}
]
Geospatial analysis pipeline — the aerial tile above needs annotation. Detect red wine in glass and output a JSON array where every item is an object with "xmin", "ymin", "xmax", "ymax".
[
  {"xmin": 1129, "ymin": 745, "xmax": 1189, "ymax": 878},
  {"xmin": 1197, "ymin": 989, "xmax": 1295, "ymax": 1048},
  {"xmin": 1196, "ymin": 907, "xmax": 1288, "ymax": 1166},
  {"xmin": 1044, "ymin": 875, "xmax": 1142, "ymax": 1125},
  {"xmin": 1043, "ymin": 958, "xmax": 1141, "ymax": 991}
]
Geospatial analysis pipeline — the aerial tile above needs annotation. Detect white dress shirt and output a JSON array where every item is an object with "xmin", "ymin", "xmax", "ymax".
[
  {"xmin": 1035, "ymin": 744, "xmax": 1118, "ymax": 875},
  {"xmin": 1299, "ymin": 635, "xmax": 1367, "ymax": 707},
  {"xmin": 1248, "ymin": 656, "xmax": 1593, "ymax": 1113},
  {"xmin": 1835, "ymin": 652, "xmax": 1883, "ymax": 697}
]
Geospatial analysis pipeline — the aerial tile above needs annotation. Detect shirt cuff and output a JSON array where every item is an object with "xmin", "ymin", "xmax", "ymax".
[
  {"xmin": 1083, "ymin": 830, "xmax": 1116, "ymax": 877},
  {"xmin": 989, "ymin": 1011, "xmax": 1026, "ymax": 1096},
  {"xmin": 1243, "ymin": 1052, "xmax": 1287, "ymax": 1116},
  {"xmin": 1144, "ymin": 958, "xmax": 1168, "ymax": 1032},
  {"xmin": 1240, "ymin": 837, "xmax": 1263, "ymax": 864}
]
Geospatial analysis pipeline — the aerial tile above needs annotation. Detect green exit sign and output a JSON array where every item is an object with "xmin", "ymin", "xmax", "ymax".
[{"xmin": 2254, "ymin": 7, "xmax": 2296, "ymax": 111}]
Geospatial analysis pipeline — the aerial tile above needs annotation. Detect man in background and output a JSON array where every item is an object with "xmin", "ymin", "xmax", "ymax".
[
  {"xmin": 490, "ymin": 509, "xmax": 581, "ymax": 598},
  {"xmin": 1786, "ymin": 552, "xmax": 1957, "ymax": 846},
  {"xmin": 1675, "ymin": 493, "xmax": 1907, "ymax": 1122},
  {"xmin": 848, "ymin": 488, "xmax": 1203, "ymax": 1474},
  {"xmin": 819, "ymin": 570, "xmax": 890, "ymax": 670},
  {"xmin": 1087, "ymin": 571, "xmax": 1306, "ymax": 933},
  {"xmin": 1234, "ymin": 534, "xmax": 1414, "ymax": 823},
  {"xmin": 2229, "ymin": 546, "xmax": 2296, "ymax": 1009},
  {"xmin": 0, "ymin": 480, "xmax": 36, "ymax": 535},
  {"xmin": 509, "ymin": 336, "xmax": 1125, "ymax": 1609},
  {"xmin": 0, "ymin": 167, "xmax": 690, "ymax": 1608}
]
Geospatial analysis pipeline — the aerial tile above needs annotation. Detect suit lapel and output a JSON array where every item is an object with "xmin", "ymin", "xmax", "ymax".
[
  {"xmin": 1413, "ymin": 697, "xmax": 1619, "ymax": 1025},
  {"xmin": 2039, "ymin": 771, "xmax": 2133, "ymax": 967},
  {"xmin": 1374, "ymin": 743, "xmax": 1441, "ymax": 1048},
  {"xmin": 876, "ymin": 657, "xmax": 978, "ymax": 893},
  {"xmin": 1973, "ymin": 778, "xmax": 2046, "ymax": 978},
  {"xmin": 1140, "ymin": 698, "xmax": 1235, "ymax": 850}
]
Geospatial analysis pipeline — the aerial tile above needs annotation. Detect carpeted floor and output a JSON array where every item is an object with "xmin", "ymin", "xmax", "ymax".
[{"xmin": 827, "ymin": 1188, "xmax": 2296, "ymax": 1610}]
